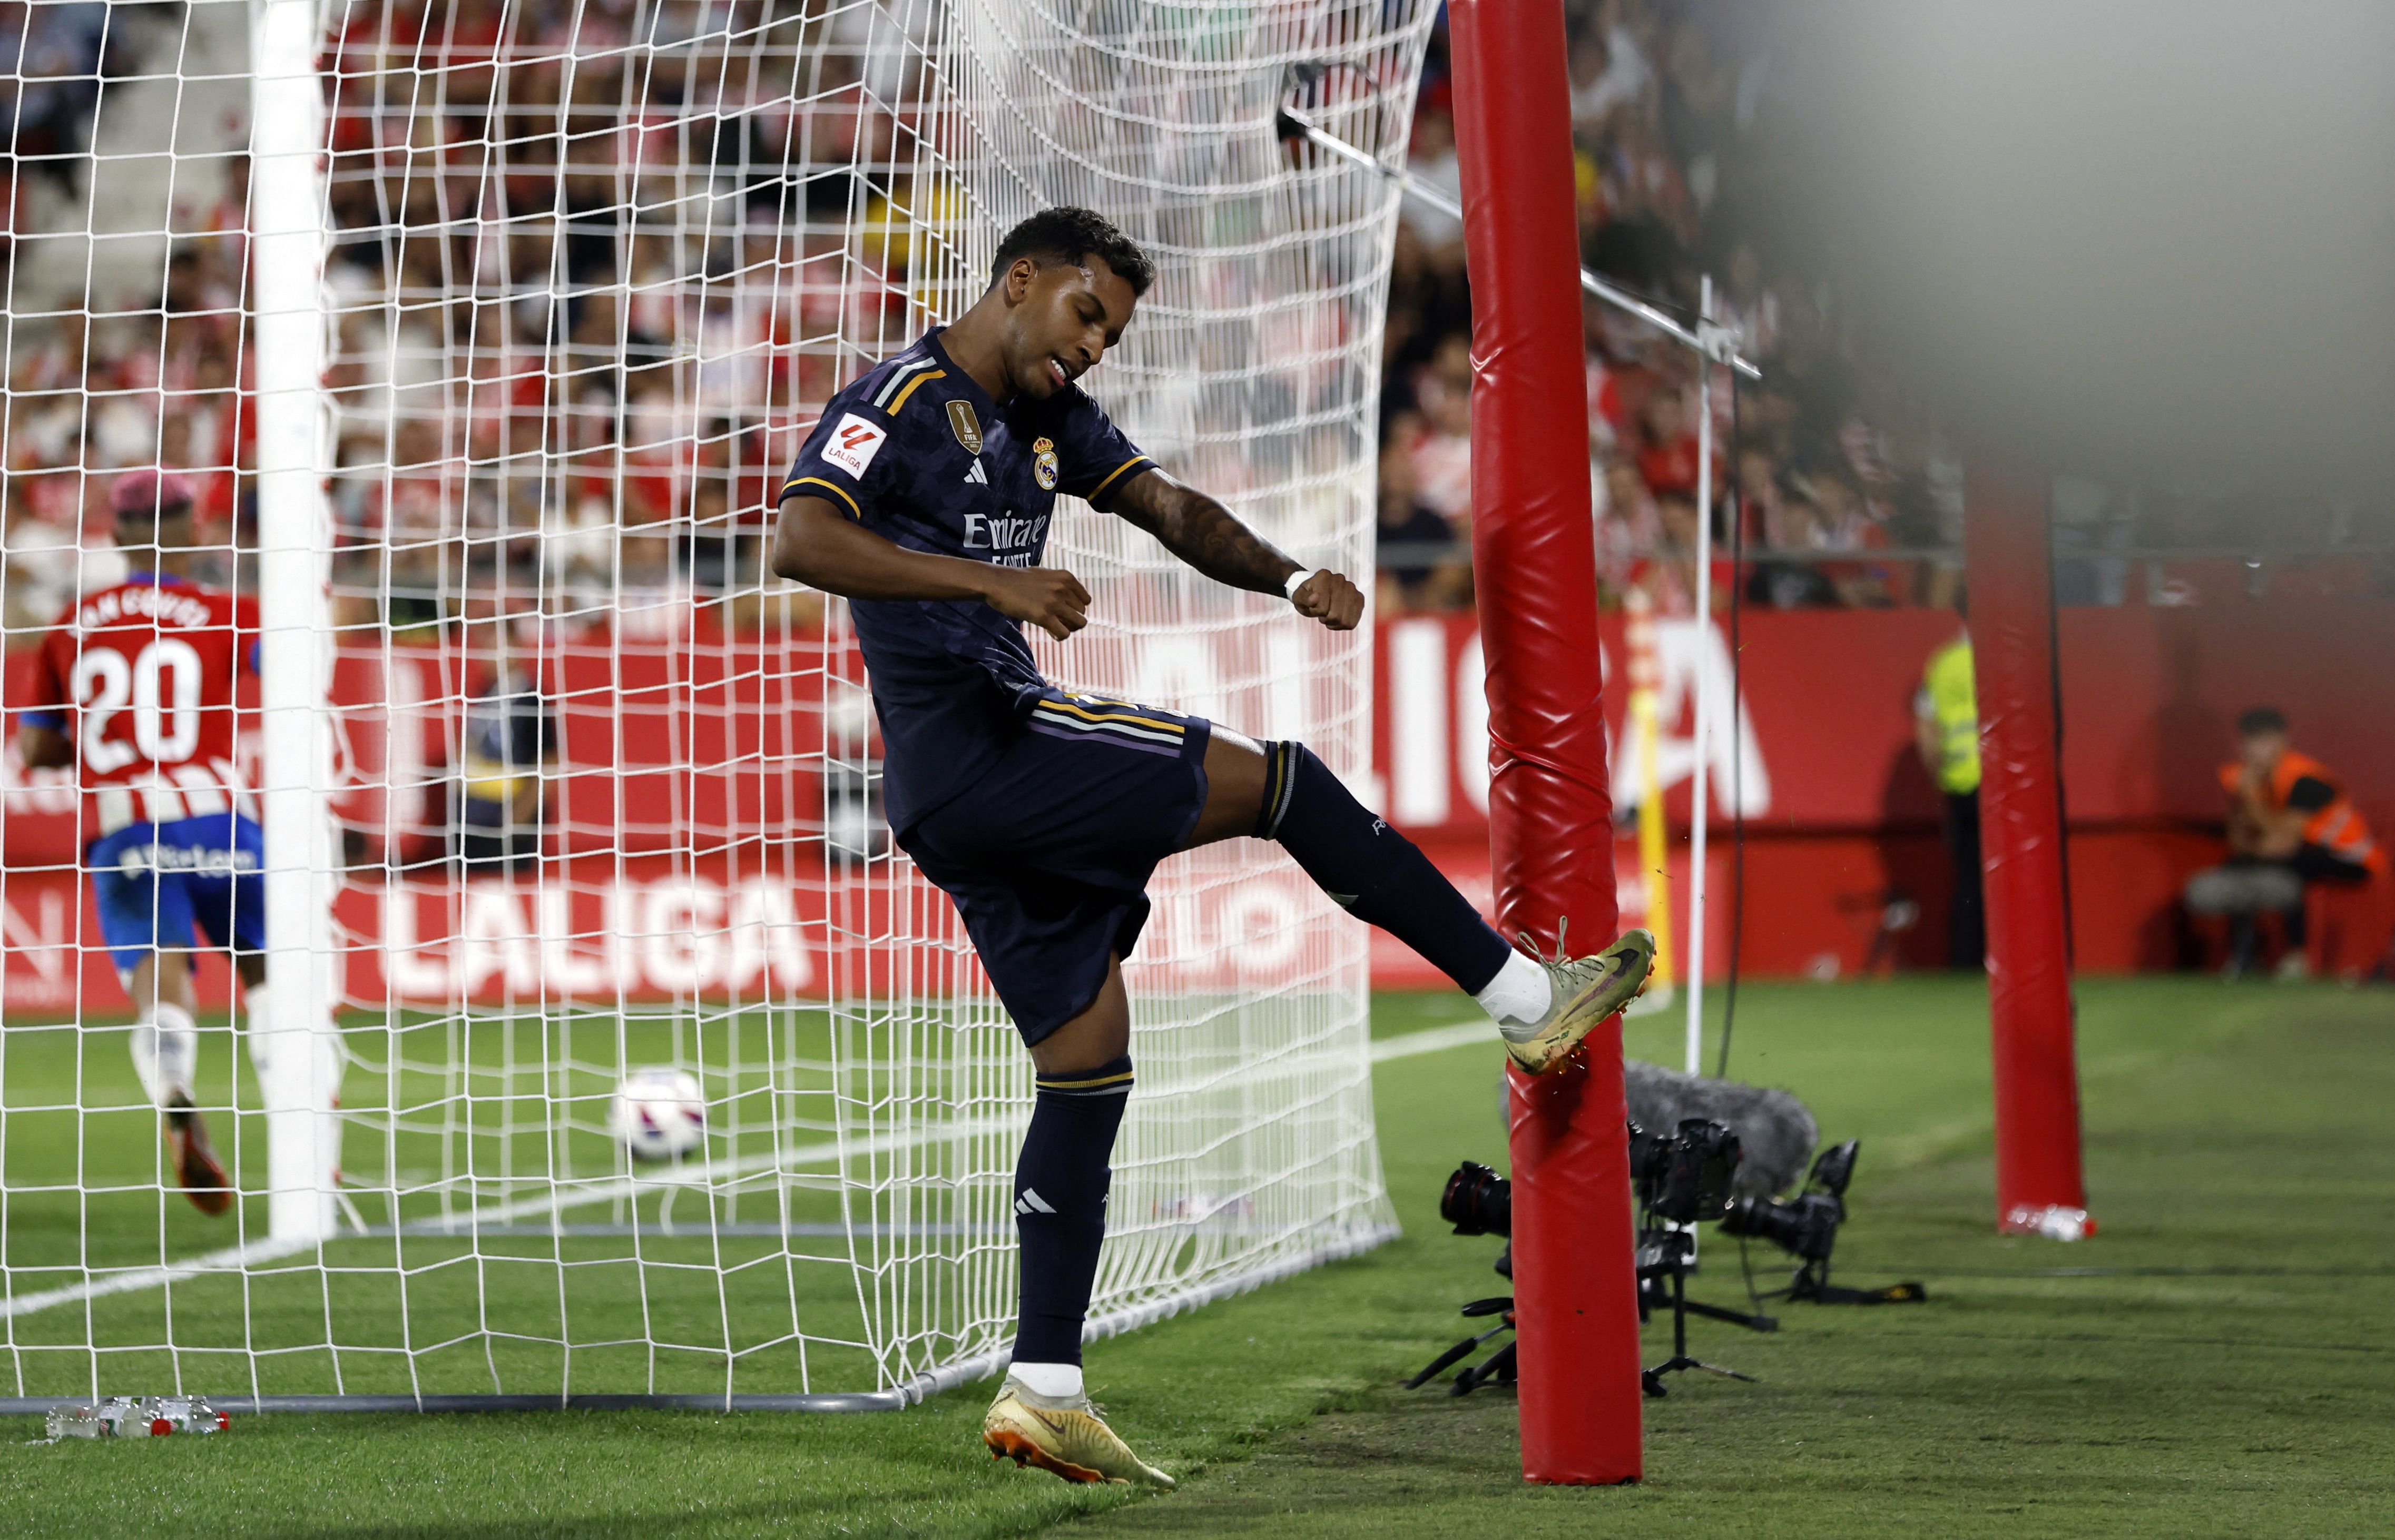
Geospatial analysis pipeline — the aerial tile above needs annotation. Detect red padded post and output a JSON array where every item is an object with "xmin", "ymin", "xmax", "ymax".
[
  {"xmin": 1962, "ymin": 461, "xmax": 2092, "ymax": 1236},
  {"xmin": 1450, "ymin": 0, "xmax": 1644, "ymax": 1484}
]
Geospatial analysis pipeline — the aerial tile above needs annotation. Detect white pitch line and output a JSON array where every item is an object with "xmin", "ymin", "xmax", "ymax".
[
  {"xmin": 1, "ymin": 1120, "xmax": 1008, "ymax": 1321},
  {"xmin": 407, "ymin": 1118, "xmax": 1014, "ymax": 1234},
  {"xmin": 1369, "ymin": 1019, "xmax": 1499, "ymax": 1062},
  {"xmin": 4, "ymin": 1019, "xmax": 1484, "ymax": 1323},
  {"xmin": 0, "ymin": 1233, "xmax": 319, "ymax": 1320}
]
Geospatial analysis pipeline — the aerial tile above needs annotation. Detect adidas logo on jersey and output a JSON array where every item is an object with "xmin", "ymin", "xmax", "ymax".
[
  {"xmin": 1014, "ymin": 1189, "xmax": 1056, "ymax": 1216},
  {"xmin": 964, "ymin": 459, "xmax": 988, "ymax": 485}
]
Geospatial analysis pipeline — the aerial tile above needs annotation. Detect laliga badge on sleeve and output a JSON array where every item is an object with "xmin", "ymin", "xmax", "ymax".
[
  {"xmin": 946, "ymin": 400, "xmax": 983, "ymax": 455},
  {"xmin": 821, "ymin": 413, "xmax": 887, "ymax": 479},
  {"xmin": 1032, "ymin": 436, "xmax": 1059, "ymax": 490}
]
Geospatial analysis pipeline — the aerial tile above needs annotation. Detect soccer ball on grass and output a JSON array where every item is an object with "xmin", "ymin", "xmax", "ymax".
[{"xmin": 611, "ymin": 1067, "xmax": 707, "ymax": 1162}]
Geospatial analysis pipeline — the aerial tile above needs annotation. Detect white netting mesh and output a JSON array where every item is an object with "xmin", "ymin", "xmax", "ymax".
[{"xmin": 0, "ymin": 0, "xmax": 1427, "ymax": 1405}]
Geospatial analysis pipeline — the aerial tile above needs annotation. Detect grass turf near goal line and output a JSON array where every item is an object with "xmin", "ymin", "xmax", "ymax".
[
  {"xmin": 2, "ymin": 1008, "xmax": 894, "ymax": 1400},
  {"xmin": 5, "ymin": 979, "xmax": 2393, "ymax": 1539},
  {"xmin": 2, "ymin": 1000, "xmax": 1388, "ymax": 1408}
]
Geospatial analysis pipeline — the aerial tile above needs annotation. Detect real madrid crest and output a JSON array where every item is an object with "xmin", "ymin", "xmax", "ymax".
[
  {"xmin": 945, "ymin": 399, "xmax": 983, "ymax": 455},
  {"xmin": 1032, "ymin": 436, "xmax": 1059, "ymax": 491}
]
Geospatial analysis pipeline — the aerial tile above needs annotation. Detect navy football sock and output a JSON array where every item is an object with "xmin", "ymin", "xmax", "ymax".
[
  {"xmin": 1012, "ymin": 1055, "xmax": 1135, "ymax": 1368},
  {"xmin": 1258, "ymin": 742, "xmax": 1514, "ymax": 995}
]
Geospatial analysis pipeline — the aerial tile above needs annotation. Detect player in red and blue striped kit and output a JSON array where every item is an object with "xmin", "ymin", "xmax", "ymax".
[{"xmin": 14, "ymin": 470, "xmax": 309, "ymax": 1215}]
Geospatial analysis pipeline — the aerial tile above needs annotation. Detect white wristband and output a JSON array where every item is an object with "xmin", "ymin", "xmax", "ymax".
[{"xmin": 1283, "ymin": 568, "xmax": 1321, "ymax": 601}]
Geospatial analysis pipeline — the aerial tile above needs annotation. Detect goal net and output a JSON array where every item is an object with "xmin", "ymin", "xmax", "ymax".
[{"xmin": 0, "ymin": 0, "xmax": 1429, "ymax": 1408}]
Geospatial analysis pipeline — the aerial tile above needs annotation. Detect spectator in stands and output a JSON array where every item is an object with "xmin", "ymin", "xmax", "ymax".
[
  {"xmin": 1743, "ymin": 449, "xmax": 1840, "ymax": 609},
  {"xmin": 2184, "ymin": 708, "xmax": 2384, "ymax": 981},
  {"xmin": 1718, "ymin": 240, "xmax": 1776, "ymax": 361},
  {"xmin": 2, "ymin": 480, "xmax": 96, "ymax": 639},
  {"xmin": 685, "ymin": 472, "xmax": 749, "ymax": 597},
  {"xmin": 371, "ymin": 417, "xmax": 462, "ymax": 628},
  {"xmin": 1789, "ymin": 459, "xmax": 1892, "ymax": 607},
  {"xmin": 452, "ymin": 566, "xmax": 555, "ymax": 878},
  {"xmin": 1567, "ymin": 2, "xmax": 1653, "ymax": 137},
  {"xmin": 1660, "ymin": 14, "xmax": 1734, "ymax": 215},
  {"xmin": 1636, "ymin": 382, "xmax": 1702, "ymax": 499},
  {"xmin": 1746, "ymin": 525, "xmax": 1839, "ymax": 608},
  {"xmin": 9, "ymin": 3, "xmax": 111, "ymax": 194},
  {"xmin": 1913, "ymin": 606, "xmax": 1984, "ymax": 969},
  {"xmin": 1375, "ymin": 430, "xmax": 1467, "ymax": 614},
  {"xmin": 1400, "ymin": 101, "xmax": 1463, "ymax": 253},
  {"xmin": 1631, "ymin": 489, "xmax": 1726, "ymax": 618},
  {"xmin": 1594, "ymin": 459, "xmax": 1659, "ymax": 603},
  {"xmin": 1406, "ymin": 342, "xmax": 1474, "ymax": 529}
]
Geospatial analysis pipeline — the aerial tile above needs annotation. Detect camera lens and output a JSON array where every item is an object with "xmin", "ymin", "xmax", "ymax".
[
  {"xmin": 1439, "ymin": 1160, "xmax": 1511, "ymax": 1237},
  {"xmin": 1719, "ymin": 1192, "xmax": 1842, "ymax": 1261}
]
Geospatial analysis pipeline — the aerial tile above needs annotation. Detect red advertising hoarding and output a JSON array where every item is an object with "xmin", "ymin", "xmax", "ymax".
[
  {"xmin": 1371, "ymin": 600, "xmax": 2395, "ymax": 980},
  {"xmin": 8, "ymin": 599, "xmax": 2393, "ymax": 1012}
]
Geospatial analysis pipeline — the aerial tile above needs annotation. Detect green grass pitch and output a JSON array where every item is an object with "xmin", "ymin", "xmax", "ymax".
[
  {"xmin": 6, "ymin": 978, "xmax": 2393, "ymax": 1537},
  {"xmin": 0, "ymin": 1005, "xmax": 930, "ymax": 1400}
]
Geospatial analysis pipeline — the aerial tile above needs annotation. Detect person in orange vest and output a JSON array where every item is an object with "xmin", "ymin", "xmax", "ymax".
[{"xmin": 2184, "ymin": 707, "xmax": 2383, "ymax": 980}]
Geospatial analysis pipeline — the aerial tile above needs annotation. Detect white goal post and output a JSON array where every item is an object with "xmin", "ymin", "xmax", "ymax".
[
  {"xmin": 252, "ymin": 0, "xmax": 342, "ymax": 1246},
  {"xmin": 0, "ymin": 0, "xmax": 1431, "ymax": 1411}
]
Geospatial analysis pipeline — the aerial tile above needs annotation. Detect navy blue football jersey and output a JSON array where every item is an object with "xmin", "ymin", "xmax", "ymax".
[{"xmin": 780, "ymin": 326, "xmax": 1155, "ymax": 830}]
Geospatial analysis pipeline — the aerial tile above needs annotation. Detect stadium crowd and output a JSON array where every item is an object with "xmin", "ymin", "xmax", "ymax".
[
  {"xmin": 3, "ymin": 0, "xmax": 825, "ymax": 646},
  {"xmin": 1371, "ymin": 0, "xmax": 1963, "ymax": 618},
  {"xmin": 3, "ymin": 0, "xmax": 2388, "ymax": 654},
  {"xmin": 1373, "ymin": 0, "xmax": 2393, "ymax": 618}
]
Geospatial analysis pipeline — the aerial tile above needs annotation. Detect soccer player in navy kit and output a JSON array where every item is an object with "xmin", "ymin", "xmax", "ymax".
[{"xmin": 772, "ymin": 209, "xmax": 1654, "ymax": 1486}]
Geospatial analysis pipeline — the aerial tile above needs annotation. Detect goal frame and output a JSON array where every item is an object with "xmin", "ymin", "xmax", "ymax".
[
  {"xmin": 1, "ymin": 0, "xmax": 1426, "ymax": 1417},
  {"xmin": 253, "ymin": 0, "xmax": 343, "ymax": 1247}
]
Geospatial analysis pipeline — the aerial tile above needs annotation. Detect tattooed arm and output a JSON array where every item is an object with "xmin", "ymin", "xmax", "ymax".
[{"xmin": 1100, "ymin": 467, "xmax": 1365, "ymax": 630}]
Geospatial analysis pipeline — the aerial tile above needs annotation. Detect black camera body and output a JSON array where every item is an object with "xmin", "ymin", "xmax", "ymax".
[
  {"xmin": 1717, "ymin": 1138, "xmax": 1860, "ymax": 1265},
  {"xmin": 1720, "ymin": 1189, "xmax": 1842, "ymax": 1261},
  {"xmin": 1439, "ymin": 1117, "xmax": 1746, "ymax": 1239},
  {"xmin": 1627, "ymin": 1118, "xmax": 1743, "ymax": 1226}
]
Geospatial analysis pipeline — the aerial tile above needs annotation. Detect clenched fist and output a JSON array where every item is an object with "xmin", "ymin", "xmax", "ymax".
[
  {"xmin": 984, "ymin": 565, "xmax": 1092, "ymax": 640},
  {"xmin": 1290, "ymin": 570, "xmax": 1365, "ymax": 631}
]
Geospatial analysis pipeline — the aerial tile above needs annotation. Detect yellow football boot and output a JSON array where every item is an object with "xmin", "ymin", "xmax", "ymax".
[
  {"xmin": 982, "ymin": 1376, "xmax": 1174, "ymax": 1489},
  {"xmin": 1500, "ymin": 925, "xmax": 1657, "ymax": 1075}
]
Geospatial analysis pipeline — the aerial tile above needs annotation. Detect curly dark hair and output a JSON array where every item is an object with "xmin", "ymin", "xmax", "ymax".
[{"xmin": 988, "ymin": 206, "xmax": 1154, "ymax": 297}]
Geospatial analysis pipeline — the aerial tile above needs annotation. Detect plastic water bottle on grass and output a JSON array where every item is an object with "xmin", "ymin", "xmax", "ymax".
[
  {"xmin": 43, "ymin": 1397, "xmax": 139, "ymax": 1438},
  {"xmin": 2002, "ymin": 1202, "xmax": 2095, "ymax": 1241},
  {"xmin": 44, "ymin": 1395, "xmax": 228, "ymax": 1439},
  {"xmin": 44, "ymin": 1405, "xmax": 109, "ymax": 1439},
  {"xmin": 145, "ymin": 1395, "xmax": 229, "ymax": 1434}
]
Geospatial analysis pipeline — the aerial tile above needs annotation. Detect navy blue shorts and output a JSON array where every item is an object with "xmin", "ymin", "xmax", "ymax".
[
  {"xmin": 898, "ymin": 690, "xmax": 1212, "ymax": 1045},
  {"xmin": 86, "ymin": 813, "xmax": 266, "ymax": 974}
]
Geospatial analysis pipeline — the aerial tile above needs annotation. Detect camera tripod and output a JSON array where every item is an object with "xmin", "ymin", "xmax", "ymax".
[
  {"xmin": 1750, "ymin": 1251, "xmax": 1927, "ymax": 1307},
  {"xmin": 1638, "ymin": 1226, "xmax": 1772, "ymax": 1398},
  {"xmin": 1398, "ymin": 1293, "xmax": 1514, "ymax": 1408},
  {"xmin": 1406, "ymin": 1296, "xmax": 1517, "ymax": 1397}
]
